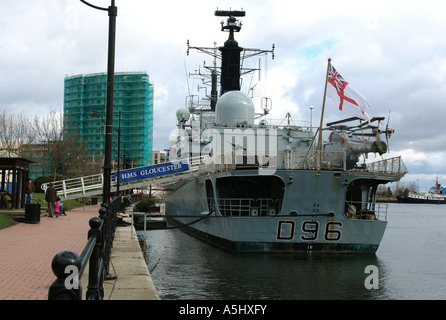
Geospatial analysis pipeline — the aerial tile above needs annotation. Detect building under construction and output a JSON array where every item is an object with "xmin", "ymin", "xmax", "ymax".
[{"xmin": 63, "ymin": 72, "xmax": 154, "ymax": 169}]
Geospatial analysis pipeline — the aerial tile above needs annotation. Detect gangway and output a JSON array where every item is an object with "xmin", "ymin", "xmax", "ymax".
[
  {"xmin": 41, "ymin": 156, "xmax": 211, "ymax": 201},
  {"xmin": 41, "ymin": 152, "xmax": 407, "ymax": 201}
]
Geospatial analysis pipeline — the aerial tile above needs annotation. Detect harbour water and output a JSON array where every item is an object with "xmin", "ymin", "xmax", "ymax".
[{"xmin": 138, "ymin": 203, "xmax": 446, "ymax": 300}]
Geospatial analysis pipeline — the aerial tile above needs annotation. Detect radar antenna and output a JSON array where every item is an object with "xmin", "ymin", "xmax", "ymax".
[{"xmin": 186, "ymin": 9, "xmax": 275, "ymax": 98}]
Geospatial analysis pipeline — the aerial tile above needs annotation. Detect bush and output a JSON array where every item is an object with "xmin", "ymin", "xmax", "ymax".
[{"xmin": 34, "ymin": 174, "xmax": 66, "ymax": 193}]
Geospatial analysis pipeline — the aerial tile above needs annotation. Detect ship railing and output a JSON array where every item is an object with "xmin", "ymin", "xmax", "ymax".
[
  {"xmin": 194, "ymin": 151, "xmax": 347, "ymax": 172},
  {"xmin": 187, "ymin": 154, "xmax": 211, "ymax": 171},
  {"xmin": 218, "ymin": 198, "xmax": 253, "ymax": 216},
  {"xmin": 216, "ymin": 197, "xmax": 281, "ymax": 217},
  {"xmin": 286, "ymin": 150, "xmax": 346, "ymax": 171},
  {"xmin": 344, "ymin": 201, "xmax": 388, "ymax": 221},
  {"xmin": 366, "ymin": 156, "xmax": 407, "ymax": 175},
  {"xmin": 195, "ymin": 153, "xmax": 280, "ymax": 174},
  {"xmin": 171, "ymin": 152, "xmax": 407, "ymax": 183}
]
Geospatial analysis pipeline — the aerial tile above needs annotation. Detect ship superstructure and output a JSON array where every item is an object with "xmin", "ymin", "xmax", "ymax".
[{"xmin": 164, "ymin": 10, "xmax": 407, "ymax": 253}]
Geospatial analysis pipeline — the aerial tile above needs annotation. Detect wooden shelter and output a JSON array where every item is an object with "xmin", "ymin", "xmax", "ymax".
[{"xmin": 0, "ymin": 158, "xmax": 34, "ymax": 210}]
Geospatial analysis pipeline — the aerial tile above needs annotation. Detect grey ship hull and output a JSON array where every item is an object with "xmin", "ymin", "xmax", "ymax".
[{"xmin": 165, "ymin": 168, "xmax": 390, "ymax": 253}]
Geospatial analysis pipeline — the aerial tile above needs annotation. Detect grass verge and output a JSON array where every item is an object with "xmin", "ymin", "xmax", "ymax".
[
  {"xmin": 0, "ymin": 193, "xmax": 87, "ymax": 229},
  {"xmin": 32, "ymin": 193, "xmax": 86, "ymax": 211},
  {"xmin": 0, "ymin": 214, "xmax": 15, "ymax": 230}
]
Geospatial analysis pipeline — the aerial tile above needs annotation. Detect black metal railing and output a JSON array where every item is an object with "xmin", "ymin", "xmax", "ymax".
[{"xmin": 48, "ymin": 196, "xmax": 130, "ymax": 300}]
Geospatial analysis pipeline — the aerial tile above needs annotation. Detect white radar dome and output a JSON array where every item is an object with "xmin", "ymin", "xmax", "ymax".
[
  {"xmin": 176, "ymin": 107, "xmax": 190, "ymax": 122},
  {"xmin": 215, "ymin": 91, "xmax": 254, "ymax": 126}
]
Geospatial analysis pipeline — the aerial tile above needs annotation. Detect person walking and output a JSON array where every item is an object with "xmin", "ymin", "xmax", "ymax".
[
  {"xmin": 45, "ymin": 182, "xmax": 57, "ymax": 217},
  {"xmin": 25, "ymin": 178, "xmax": 34, "ymax": 204}
]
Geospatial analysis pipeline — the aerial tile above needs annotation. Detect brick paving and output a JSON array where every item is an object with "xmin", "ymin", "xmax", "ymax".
[{"xmin": 0, "ymin": 205, "xmax": 100, "ymax": 300}]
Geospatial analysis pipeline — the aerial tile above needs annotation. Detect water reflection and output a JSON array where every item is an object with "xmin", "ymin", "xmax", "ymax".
[
  {"xmin": 138, "ymin": 203, "xmax": 446, "ymax": 300},
  {"xmin": 139, "ymin": 229, "xmax": 389, "ymax": 300}
]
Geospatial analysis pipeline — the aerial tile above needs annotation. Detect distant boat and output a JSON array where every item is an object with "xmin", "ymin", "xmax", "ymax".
[{"xmin": 396, "ymin": 178, "xmax": 446, "ymax": 204}]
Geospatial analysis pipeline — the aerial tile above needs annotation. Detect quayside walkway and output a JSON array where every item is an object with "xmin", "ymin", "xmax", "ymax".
[{"xmin": 0, "ymin": 205, "xmax": 158, "ymax": 300}]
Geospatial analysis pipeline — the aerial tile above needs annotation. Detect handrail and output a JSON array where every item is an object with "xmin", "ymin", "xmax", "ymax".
[
  {"xmin": 40, "ymin": 156, "xmax": 209, "ymax": 200},
  {"xmin": 366, "ymin": 155, "xmax": 408, "ymax": 175},
  {"xmin": 78, "ymin": 230, "xmax": 97, "ymax": 279},
  {"xmin": 344, "ymin": 201, "xmax": 388, "ymax": 221},
  {"xmin": 48, "ymin": 196, "xmax": 131, "ymax": 300},
  {"xmin": 216, "ymin": 197, "xmax": 282, "ymax": 217}
]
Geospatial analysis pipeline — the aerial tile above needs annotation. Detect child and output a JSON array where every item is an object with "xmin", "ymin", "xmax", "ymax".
[
  {"xmin": 55, "ymin": 197, "xmax": 61, "ymax": 218},
  {"xmin": 60, "ymin": 201, "xmax": 66, "ymax": 216}
]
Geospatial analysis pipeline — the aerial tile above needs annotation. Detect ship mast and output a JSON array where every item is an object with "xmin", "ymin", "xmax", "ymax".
[
  {"xmin": 216, "ymin": 10, "xmax": 245, "ymax": 95},
  {"xmin": 186, "ymin": 9, "xmax": 274, "ymax": 109}
]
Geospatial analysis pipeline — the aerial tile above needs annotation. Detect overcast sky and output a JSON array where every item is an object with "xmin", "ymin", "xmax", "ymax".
[{"xmin": 1, "ymin": 0, "xmax": 446, "ymax": 190}]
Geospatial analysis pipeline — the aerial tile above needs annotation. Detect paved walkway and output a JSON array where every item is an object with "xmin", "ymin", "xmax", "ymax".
[{"xmin": 0, "ymin": 205, "xmax": 159, "ymax": 300}]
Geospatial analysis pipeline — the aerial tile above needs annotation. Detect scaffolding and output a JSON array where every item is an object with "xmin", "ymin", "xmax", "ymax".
[{"xmin": 63, "ymin": 72, "xmax": 154, "ymax": 168}]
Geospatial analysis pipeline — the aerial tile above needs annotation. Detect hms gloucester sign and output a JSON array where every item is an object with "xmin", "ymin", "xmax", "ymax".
[{"xmin": 111, "ymin": 160, "xmax": 189, "ymax": 183}]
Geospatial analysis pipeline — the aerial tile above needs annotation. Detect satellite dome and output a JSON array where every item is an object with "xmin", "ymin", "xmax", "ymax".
[
  {"xmin": 176, "ymin": 107, "xmax": 190, "ymax": 122},
  {"xmin": 215, "ymin": 91, "xmax": 254, "ymax": 126}
]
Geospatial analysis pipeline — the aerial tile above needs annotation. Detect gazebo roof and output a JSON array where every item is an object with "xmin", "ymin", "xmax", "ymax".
[{"xmin": 0, "ymin": 157, "xmax": 35, "ymax": 169}]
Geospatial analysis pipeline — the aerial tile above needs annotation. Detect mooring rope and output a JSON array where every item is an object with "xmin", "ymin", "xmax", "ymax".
[{"xmin": 135, "ymin": 209, "xmax": 215, "ymax": 230}]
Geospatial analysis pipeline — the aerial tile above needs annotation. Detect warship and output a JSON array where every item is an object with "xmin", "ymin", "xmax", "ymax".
[{"xmin": 164, "ymin": 10, "xmax": 407, "ymax": 253}]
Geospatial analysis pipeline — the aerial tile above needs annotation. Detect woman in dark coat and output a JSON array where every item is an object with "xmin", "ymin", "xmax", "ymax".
[{"xmin": 45, "ymin": 183, "xmax": 57, "ymax": 217}]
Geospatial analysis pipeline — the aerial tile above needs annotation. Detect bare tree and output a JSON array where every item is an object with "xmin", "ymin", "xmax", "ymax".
[
  {"xmin": 1, "ymin": 109, "xmax": 99, "ymax": 179},
  {"xmin": 395, "ymin": 181, "xmax": 418, "ymax": 196},
  {"xmin": 0, "ymin": 110, "xmax": 37, "ymax": 157},
  {"xmin": 33, "ymin": 110, "xmax": 90, "ymax": 178}
]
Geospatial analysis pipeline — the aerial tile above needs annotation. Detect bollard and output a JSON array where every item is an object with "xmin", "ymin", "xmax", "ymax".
[{"xmin": 48, "ymin": 250, "xmax": 82, "ymax": 300}]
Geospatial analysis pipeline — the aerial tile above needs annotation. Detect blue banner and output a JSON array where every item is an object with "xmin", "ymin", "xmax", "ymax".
[{"xmin": 111, "ymin": 160, "xmax": 189, "ymax": 183}]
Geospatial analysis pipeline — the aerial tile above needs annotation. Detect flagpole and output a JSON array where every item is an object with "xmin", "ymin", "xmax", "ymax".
[{"xmin": 317, "ymin": 57, "xmax": 331, "ymax": 172}]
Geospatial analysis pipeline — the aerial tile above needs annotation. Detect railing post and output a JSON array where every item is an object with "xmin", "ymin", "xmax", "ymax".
[
  {"xmin": 81, "ymin": 177, "xmax": 86, "ymax": 195},
  {"xmin": 48, "ymin": 250, "xmax": 82, "ymax": 300},
  {"xmin": 62, "ymin": 181, "xmax": 67, "ymax": 198},
  {"xmin": 86, "ymin": 216, "xmax": 103, "ymax": 300}
]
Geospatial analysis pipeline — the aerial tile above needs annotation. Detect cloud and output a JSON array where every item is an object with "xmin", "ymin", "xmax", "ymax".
[{"xmin": 1, "ymin": 0, "xmax": 446, "ymax": 186}]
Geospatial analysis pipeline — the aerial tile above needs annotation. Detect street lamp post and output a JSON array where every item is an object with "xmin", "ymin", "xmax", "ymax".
[
  {"xmin": 89, "ymin": 110, "xmax": 121, "ymax": 196},
  {"xmin": 116, "ymin": 110, "xmax": 120, "ymax": 196},
  {"xmin": 81, "ymin": 0, "xmax": 117, "ymax": 204}
]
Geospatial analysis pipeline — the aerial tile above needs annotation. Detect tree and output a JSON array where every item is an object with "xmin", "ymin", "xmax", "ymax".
[
  {"xmin": 386, "ymin": 186, "xmax": 393, "ymax": 197},
  {"xmin": 33, "ymin": 111, "xmax": 90, "ymax": 178},
  {"xmin": 1, "ymin": 109, "xmax": 104, "ymax": 179},
  {"xmin": 395, "ymin": 181, "xmax": 417, "ymax": 196},
  {"xmin": 0, "ymin": 110, "xmax": 36, "ymax": 157}
]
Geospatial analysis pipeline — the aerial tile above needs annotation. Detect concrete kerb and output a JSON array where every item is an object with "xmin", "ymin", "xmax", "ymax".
[
  {"xmin": 102, "ymin": 217, "xmax": 159, "ymax": 300},
  {"xmin": 78, "ymin": 213, "xmax": 159, "ymax": 300}
]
